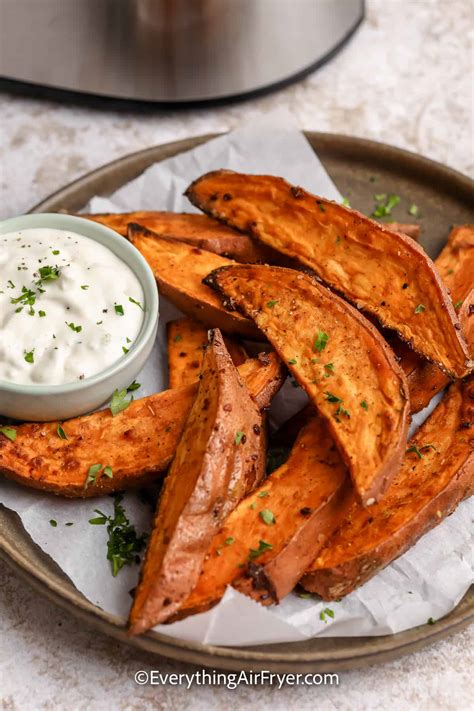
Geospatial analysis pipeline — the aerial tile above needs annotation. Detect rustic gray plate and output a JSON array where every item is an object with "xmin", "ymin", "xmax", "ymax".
[{"xmin": 1, "ymin": 132, "xmax": 473, "ymax": 672}]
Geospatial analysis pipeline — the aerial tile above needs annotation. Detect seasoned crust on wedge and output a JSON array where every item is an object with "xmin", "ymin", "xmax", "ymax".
[
  {"xmin": 0, "ymin": 354, "xmax": 284, "ymax": 497},
  {"xmin": 301, "ymin": 376, "xmax": 474, "ymax": 600},
  {"xmin": 129, "ymin": 330, "xmax": 265, "ymax": 634},
  {"xmin": 127, "ymin": 223, "xmax": 260, "ymax": 339},
  {"xmin": 205, "ymin": 263, "xmax": 410, "ymax": 506},
  {"xmin": 186, "ymin": 170, "xmax": 470, "ymax": 377}
]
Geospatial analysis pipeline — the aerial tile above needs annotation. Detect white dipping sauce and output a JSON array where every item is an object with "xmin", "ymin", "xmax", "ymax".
[{"xmin": 0, "ymin": 228, "xmax": 145, "ymax": 385}]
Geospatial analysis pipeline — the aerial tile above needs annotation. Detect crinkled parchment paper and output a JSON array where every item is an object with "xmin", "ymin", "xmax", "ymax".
[{"xmin": 1, "ymin": 110, "xmax": 472, "ymax": 646}]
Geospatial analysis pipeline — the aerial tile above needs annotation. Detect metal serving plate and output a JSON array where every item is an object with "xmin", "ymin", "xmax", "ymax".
[{"xmin": 1, "ymin": 132, "xmax": 472, "ymax": 671}]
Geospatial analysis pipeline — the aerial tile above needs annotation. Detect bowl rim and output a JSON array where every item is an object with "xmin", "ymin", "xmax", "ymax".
[{"xmin": 0, "ymin": 212, "xmax": 159, "ymax": 396}]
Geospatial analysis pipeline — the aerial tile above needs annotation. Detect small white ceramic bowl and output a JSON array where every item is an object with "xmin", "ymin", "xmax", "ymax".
[{"xmin": 0, "ymin": 213, "xmax": 159, "ymax": 422}]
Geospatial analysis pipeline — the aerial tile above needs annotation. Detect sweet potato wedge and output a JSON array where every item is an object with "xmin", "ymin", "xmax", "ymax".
[
  {"xmin": 398, "ymin": 225, "xmax": 474, "ymax": 412},
  {"xmin": 186, "ymin": 170, "xmax": 470, "ymax": 377},
  {"xmin": 167, "ymin": 317, "xmax": 247, "ymax": 388},
  {"xmin": 129, "ymin": 330, "xmax": 266, "ymax": 633},
  {"xmin": 127, "ymin": 223, "xmax": 259, "ymax": 339},
  {"xmin": 205, "ymin": 264, "xmax": 410, "ymax": 505},
  {"xmin": 0, "ymin": 353, "xmax": 284, "ymax": 498},
  {"xmin": 301, "ymin": 376, "xmax": 474, "ymax": 600},
  {"xmin": 81, "ymin": 211, "xmax": 271, "ymax": 263},
  {"xmin": 171, "ymin": 413, "xmax": 350, "ymax": 620}
]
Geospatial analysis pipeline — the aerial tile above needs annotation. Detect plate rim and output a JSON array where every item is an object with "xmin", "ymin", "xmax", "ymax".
[{"xmin": 1, "ymin": 131, "xmax": 473, "ymax": 672}]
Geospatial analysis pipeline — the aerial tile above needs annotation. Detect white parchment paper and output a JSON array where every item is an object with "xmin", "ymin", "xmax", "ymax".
[{"xmin": 1, "ymin": 110, "xmax": 472, "ymax": 646}]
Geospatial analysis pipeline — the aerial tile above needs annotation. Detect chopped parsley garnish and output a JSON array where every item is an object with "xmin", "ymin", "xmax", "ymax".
[
  {"xmin": 127, "ymin": 380, "xmax": 141, "ymax": 392},
  {"xmin": 84, "ymin": 463, "xmax": 103, "ymax": 489},
  {"xmin": 324, "ymin": 391, "xmax": 342, "ymax": 403},
  {"xmin": 406, "ymin": 443, "xmax": 437, "ymax": 459},
  {"xmin": 267, "ymin": 300, "xmax": 278, "ymax": 309},
  {"xmin": 128, "ymin": 296, "xmax": 144, "ymax": 311},
  {"xmin": 414, "ymin": 304, "xmax": 426, "ymax": 314},
  {"xmin": 0, "ymin": 426, "xmax": 16, "ymax": 442},
  {"xmin": 36, "ymin": 265, "xmax": 61, "ymax": 284},
  {"xmin": 334, "ymin": 405, "xmax": 350, "ymax": 420},
  {"xmin": 408, "ymin": 204, "xmax": 419, "ymax": 217},
  {"xmin": 235, "ymin": 431, "xmax": 246, "ymax": 445},
  {"xmin": 57, "ymin": 424, "xmax": 68, "ymax": 440},
  {"xmin": 259, "ymin": 509, "xmax": 276, "ymax": 526},
  {"xmin": 49, "ymin": 519, "xmax": 58, "ymax": 528},
  {"xmin": 313, "ymin": 331, "xmax": 329, "ymax": 353},
  {"xmin": 342, "ymin": 197, "xmax": 351, "ymax": 207},
  {"xmin": 52, "ymin": 250, "xmax": 60, "ymax": 256},
  {"xmin": 24, "ymin": 349, "xmax": 34, "ymax": 364},
  {"xmin": 225, "ymin": 537, "xmax": 235, "ymax": 546},
  {"xmin": 427, "ymin": 617, "xmax": 436, "ymax": 625},
  {"xmin": 248, "ymin": 539, "xmax": 273, "ymax": 560},
  {"xmin": 317, "ymin": 201, "xmax": 326, "ymax": 212},
  {"xmin": 320, "ymin": 608, "xmax": 335, "ymax": 623},
  {"xmin": 7, "ymin": 280, "xmax": 15, "ymax": 289},
  {"xmin": 11, "ymin": 287, "xmax": 36, "ymax": 307},
  {"xmin": 249, "ymin": 502, "xmax": 257, "ymax": 510},
  {"xmin": 371, "ymin": 194, "xmax": 400, "ymax": 218},
  {"xmin": 103, "ymin": 466, "xmax": 113, "ymax": 478},
  {"xmin": 173, "ymin": 334, "xmax": 182, "ymax": 342},
  {"xmin": 114, "ymin": 304, "xmax": 124, "ymax": 316},
  {"xmin": 122, "ymin": 346, "xmax": 129, "ymax": 355},
  {"xmin": 66, "ymin": 322, "xmax": 82, "ymax": 333},
  {"xmin": 81, "ymin": 285, "xmax": 89, "ymax": 290},
  {"xmin": 288, "ymin": 358, "xmax": 297, "ymax": 365},
  {"xmin": 88, "ymin": 494, "xmax": 147, "ymax": 577},
  {"xmin": 454, "ymin": 299, "xmax": 463, "ymax": 310},
  {"xmin": 258, "ymin": 490, "xmax": 269, "ymax": 498},
  {"xmin": 360, "ymin": 400, "xmax": 369, "ymax": 411},
  {"xmin": 38, "ymin": 310, "xmax": 46, "ymax": 318},
  {"xmin": 65, "ymin": 522, "xmax": 74, "ymax": 527},
  {"xmin": 110, "ymin": 388, "xmax": 134, "ymax": 416}
]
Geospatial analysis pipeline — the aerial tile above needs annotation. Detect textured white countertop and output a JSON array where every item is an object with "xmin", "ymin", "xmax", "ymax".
[{"xmin": 0, "ymin": 1, "xmax": 472, "ymax": 709}]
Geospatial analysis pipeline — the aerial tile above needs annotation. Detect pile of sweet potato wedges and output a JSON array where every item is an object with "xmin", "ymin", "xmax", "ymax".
[{"xmin": 1, "ymin": 171, "xmax": 472, "ymax": 636}]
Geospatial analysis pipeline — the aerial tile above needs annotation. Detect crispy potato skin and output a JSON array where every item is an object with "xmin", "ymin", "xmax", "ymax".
[
  {"xmin": 301, "ymin": 376, "xmax": 474, "ymax": 600},
  {"xmin": 0, "ymin": 354, "xmax": 284, "ymax": 497},
  {"xmin": 81, "ymin": 211, "xmax": 272, "ymax": 263},
  {"xmin": 398, "ymin": 225, "xmax": 474, "ymax": 413},
  {"xmin": 186, "ymin": 170, "xmax": 470, "ymax": 377},
  {"xmin": 167, "ymin": 317, "xmax": 246, "ymax": 388},
  {"xmin": 129, "ymin": 330, "xmax": 265, "ymax": 633},
  {"xmin": 127, "ymin": 223, "xmax": 260, "ymax": 339},
  {"xmin": 205, "ymin": 264, "xmax": 410, "ymax": 505},
  {"xmin": 171, "ymin": 414, "xmax": 350, "ymax": 620}
]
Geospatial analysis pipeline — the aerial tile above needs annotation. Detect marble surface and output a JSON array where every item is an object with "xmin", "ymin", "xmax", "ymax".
[{"xmin": 0, "ymin": 0, "xmax": 473, "ymax": 708}]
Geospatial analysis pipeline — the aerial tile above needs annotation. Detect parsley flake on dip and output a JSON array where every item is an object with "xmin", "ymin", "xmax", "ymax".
[{"xmin": 0, "ymin": 227, "xmax": 146, "ymax": 385}]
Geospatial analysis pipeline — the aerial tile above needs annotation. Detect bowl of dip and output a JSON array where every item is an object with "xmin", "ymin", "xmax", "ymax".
[{"xmin": 0, "ymin": 213, "xmax": 159, "ymax": 421}]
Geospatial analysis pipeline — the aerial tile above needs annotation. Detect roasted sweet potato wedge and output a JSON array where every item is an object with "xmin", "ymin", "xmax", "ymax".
[
  {"xmin": 301, "ymin": 376, "xmax": 474, "ymax": 600},
  {"xmin": 167, "ymin": 317, "xmax": 247, "ymax": 388},
  {"xmin": 129, "ymin": 330, "xmax": 266, "ymax": 633},
  {"xmin": 127, "ymin": 223, "xmax": 259, "ymax": 339},
  {"xmin": 0, "ymin": 353, "xmax": 284, "ymax": 497},
  {"xmin": 82, "ymin": 211, "xmax": 271, "ymax": 263},
  {"xmin": 397, "ymin": 225, "xmax": 474, "ymax": 412},
  {"xmin": 205, "ymin": 264, "xmax": 410, "ymax": 505},
  {"xmin": 186, "ymin": 170, "xmax": 470, "ymax": 377},
  {"xmin": 171, "ymin": 413, "xmax": 350, "ymax": 620}
]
